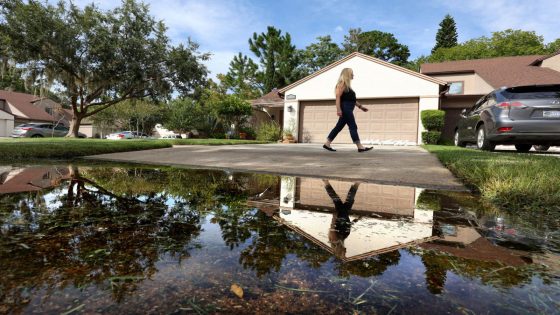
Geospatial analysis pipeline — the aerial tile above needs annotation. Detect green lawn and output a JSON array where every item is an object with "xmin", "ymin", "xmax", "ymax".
[
  {"xmin": 423, "ymin": 145, "xmax": 560, "ymax": 212},
  {"xmin": 0, "ymin": 138, "xmax": 268, "ymax": 160}
]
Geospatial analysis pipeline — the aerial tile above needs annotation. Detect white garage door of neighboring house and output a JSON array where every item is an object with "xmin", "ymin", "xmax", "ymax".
[
  {"xmin": 0, "ymin": 119, "xmax": 6, "ymax": 137},
  {"xmin": 299, "ymin": 98, "xmax": 419, "ymax": 144}
]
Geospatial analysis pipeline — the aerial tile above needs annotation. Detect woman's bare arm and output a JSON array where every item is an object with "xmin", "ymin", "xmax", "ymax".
[{"xmin": 335, "ymin": 84, "xmax": 344, "ymax": 116}]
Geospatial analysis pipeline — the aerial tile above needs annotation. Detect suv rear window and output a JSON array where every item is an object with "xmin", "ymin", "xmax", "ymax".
[{"xmin": 502, "ymin": 85, "xmax": 560, "ymax": 100}]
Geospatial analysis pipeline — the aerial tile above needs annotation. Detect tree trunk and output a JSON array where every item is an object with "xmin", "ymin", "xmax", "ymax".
[{"xmin": 67, "ymin": 110, "xmax": 84, "ymax": 137}]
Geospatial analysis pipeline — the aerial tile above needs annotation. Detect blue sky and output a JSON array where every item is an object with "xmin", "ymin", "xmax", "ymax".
[{"xmin": 74, "ymin": 0, "xmax": 560, "ymax": 79}]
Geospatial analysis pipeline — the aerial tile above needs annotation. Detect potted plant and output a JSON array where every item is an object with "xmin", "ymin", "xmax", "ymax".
[{"xmin": 282, "ymin": 119, "xmax": 297, "ymax": 143}]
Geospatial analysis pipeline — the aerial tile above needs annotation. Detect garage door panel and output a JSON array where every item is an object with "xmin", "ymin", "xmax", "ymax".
[{"xmin": 300, "ymin": 98, "xmax": 418, "ymax": 144}]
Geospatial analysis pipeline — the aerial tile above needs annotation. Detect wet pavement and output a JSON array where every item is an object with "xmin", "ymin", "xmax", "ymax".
[
  {"xmin": 0, "ymin": 163, "xmax": 558, "ymax": 314},
  {"xmin": 86, "ymin": 144, "xmax": 467, "ymax": 191}
]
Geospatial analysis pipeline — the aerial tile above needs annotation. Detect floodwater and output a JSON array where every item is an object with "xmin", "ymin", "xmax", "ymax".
[{"xmin": 0, "ymin": 164, "xmax": 558, "ymax": 314}]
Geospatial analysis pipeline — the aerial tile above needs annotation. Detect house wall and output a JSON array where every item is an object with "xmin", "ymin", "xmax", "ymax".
[
  {"xmin": 418, "ymin": 97, "xmax": 439, "ymax": 143},
  {"xmin": 79, "ymin": 124, "xmax": 116, "ymax": 138},
  {"xmin": 0, "ymin": 111, "xmax": 14, "ymax": 137},
  {"xmin": 541, "ymin": 54, "xmax": 560, "ymax": 72},
  {"xmin": 429, "ymin": 73, "xmax": 494, "ymax": 95},
  {"xmin": 250, "ymin": 107, "xmax": 283, "ymax": 133},
  {"xmin": 282, "ymin": 55, "xmax": 442, "ymax": 144},
  {"xmin": 33, "ymin": 99, "xmax": 69, "ymax": 126}
]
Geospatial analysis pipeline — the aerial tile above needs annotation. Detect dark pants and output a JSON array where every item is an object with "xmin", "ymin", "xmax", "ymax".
[{"xmin": 326, "ymin": 101, "xmax": 360, "ymax": 143}]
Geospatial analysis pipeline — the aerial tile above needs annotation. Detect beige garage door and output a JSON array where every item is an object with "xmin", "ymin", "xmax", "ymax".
[{"xmin": 299, "ymin": 98, "xmax": 419, "ymax": 144}]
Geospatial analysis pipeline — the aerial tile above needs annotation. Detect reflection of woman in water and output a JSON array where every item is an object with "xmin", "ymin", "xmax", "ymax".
[{"xmin": 323, "ymin": 179, "xmax": 360, "ymax": 259}]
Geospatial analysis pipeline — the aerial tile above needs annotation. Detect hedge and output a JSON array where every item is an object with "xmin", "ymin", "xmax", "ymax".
[{"xmin": 421, "ymin": 110, "xmax": 445, "ymax": 131}]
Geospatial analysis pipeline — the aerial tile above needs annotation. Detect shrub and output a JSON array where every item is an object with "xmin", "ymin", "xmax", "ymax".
[
  {"xmin": 422, "ymin": 131, "xmax": 441, "ymax": 144},
  {"xmin": 421, "ymin": 110, "xmax": 445, "ymax": 131},
  {"xmin": 256, "ymin": 121, "xmax": 282, "ymax": 142},
  {"xmin": 239, "ymin": 125, "xmax": 256, "ymax": 140}
]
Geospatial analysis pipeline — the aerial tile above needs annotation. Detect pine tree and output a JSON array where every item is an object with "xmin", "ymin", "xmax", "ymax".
[
  {"xmin": 249, "ymin": 26, "xmax": 299, "ymax": 93},
  {"xmin": 432, "ymin": 14, "xmax": 458, "ymax": 54},
  {"xmin": 219, "ymin": 53, "xmax": 261, "ymax": 99}
]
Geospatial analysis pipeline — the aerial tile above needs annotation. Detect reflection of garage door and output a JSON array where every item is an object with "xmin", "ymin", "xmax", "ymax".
[
  {"xmin": 296, "ymin": 178, "xmax": 415, "ymax": 216},
  {"xmin": 299, "ymin": 98, "xmax": 419, "ymax": 144}
]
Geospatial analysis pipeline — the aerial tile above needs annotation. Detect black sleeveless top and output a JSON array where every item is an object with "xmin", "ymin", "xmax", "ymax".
[{"xmin": 341, "ymin": 88, "xmax": 356, "ymax": 103}]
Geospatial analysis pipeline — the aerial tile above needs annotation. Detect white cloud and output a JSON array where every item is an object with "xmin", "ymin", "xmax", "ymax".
[
  {"xmin": 147, "ymin": 0, "xmax": 266, "ymax": 49},
  {"xmin": 334, "ymin": 25, "xmax": 343, "ymax": 32}
]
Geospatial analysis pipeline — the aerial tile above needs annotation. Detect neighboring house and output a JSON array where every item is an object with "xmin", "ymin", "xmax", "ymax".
[
  {"xmin": 250, "ymin": 88, "xmax": 285, "ymax": 129},
  {"xmin": 421, "ymin": 52, "xmax": 560, "ymax": 140},
  {"xmin": 278, "ymin": 52, "xmax": 446, "ymax": 145},
  {"xmin": 0, "ymin": 89, "xmax": 119, "ymax": 138},
  {"xmin": 0, "ymin": 90, "xmax": 67, "ymax": 136},
  {"xmin": 79, "ymin": 115, "xmax": 118, "ymax": 138}
]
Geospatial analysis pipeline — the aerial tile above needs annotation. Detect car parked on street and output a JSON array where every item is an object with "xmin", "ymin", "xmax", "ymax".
[
  {"xmin": 454, "ymin": 84, "xmax": 560, "ymax": 152},
  {"xmin": 106, "ymin": 131, "xmax": 135, "ymax": 140},
  {"xmin": 11, "ymin": 123, "xmax": 86, "ymax": 138},
  {"xmin": 131, "ymin": 131, "xmax": 150, "ymax": 138}
]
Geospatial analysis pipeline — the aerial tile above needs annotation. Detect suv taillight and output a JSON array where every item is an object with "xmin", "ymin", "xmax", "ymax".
[
  {"xmin": 118, "ymin": 134, "xmax": 124, "ymax": 138},
  {"xmin": 498, "ymin": 101, "xmax": 524, "ymax": 108},
  {"xmin": 20, "ymin": 127, "xmax": 32, "ymax": 130}
]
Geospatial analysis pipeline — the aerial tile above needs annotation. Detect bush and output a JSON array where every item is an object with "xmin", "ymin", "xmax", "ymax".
[
  {"xmin": 422, "ymin": 131, "xmax": 441, "ymax": 144},
  {"xmin": 256, "ymin": 121, "xmax": 282, "ymax": 142},
  {"xmin": 421, "ymin": 110, "xmax": 445, "ymax": 131},
  {"xmin": 239, "ymin": 125, "xmax": 256, "ymax": 140}
]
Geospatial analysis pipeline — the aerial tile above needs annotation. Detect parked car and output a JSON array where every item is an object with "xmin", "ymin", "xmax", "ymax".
[
  {"xmin": 454, "ymin": 84, "xmax": 560, "ymax": 152},
  {"xmin": 11, "ymin": 123, "xmax": 86, "ymax": 138},
  {"xmin": 131, "ymin": 131, "xmax": 150, "ymax": 138},
  {"xmin": 106, "ymin": 131, "xmax": 135, "ymax": 140}
]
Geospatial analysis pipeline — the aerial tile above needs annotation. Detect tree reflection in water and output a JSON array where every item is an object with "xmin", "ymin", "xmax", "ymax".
[{"xmin": 0, "ymin": 164, "xmax": 555, "ymax": 314}]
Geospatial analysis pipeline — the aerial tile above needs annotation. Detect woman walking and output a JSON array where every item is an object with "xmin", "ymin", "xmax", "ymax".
[{"xmin": 323, "ymin": 68, "xmax": 373, "ymax": 152}]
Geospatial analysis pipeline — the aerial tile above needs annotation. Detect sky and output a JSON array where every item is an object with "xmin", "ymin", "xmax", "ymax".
[{"xmin": 72, "ymin": 0, "xmax": 560, "ymax": 80}]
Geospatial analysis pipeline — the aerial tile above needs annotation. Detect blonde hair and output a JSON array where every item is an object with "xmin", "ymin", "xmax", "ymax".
[{"xmin": 335, "ymin": 68, "xmax": 353, "ymax": 94}]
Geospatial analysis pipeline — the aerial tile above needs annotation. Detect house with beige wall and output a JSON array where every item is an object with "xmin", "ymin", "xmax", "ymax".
[
  {"xmin": 252, "ymin": 51, "xmax": 560, "ymax": 145},
  {"xmin": 421, "ymin": 53, "xmax": 560, "ymax": 140},
  {"xmin": 277, "ymin": 52, "xmax": 446, "ymax": 145},
  {"xmin": 250, "ymin": 89, "xmax": 284, "ymax": 130}
]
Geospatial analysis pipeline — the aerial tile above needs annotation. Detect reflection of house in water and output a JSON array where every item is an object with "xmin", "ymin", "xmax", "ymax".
[
  {"xmin": 0, "ymin": 166, "xmax": 71, "ymax": 194},
  {"xmin": 249, "ymin": 177, "xmax": 531, "ymax": 266},
  {"xmin": 252, "ymin": 177, "xmax": 436, "ymax": 262}
]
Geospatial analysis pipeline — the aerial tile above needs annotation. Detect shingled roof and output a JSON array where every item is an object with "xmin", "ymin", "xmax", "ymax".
[
  {"xmin": 421, "ymin": 55, "xmax": 560, "ymax": 88},
  {"xmin": 250, "ymin": 88, "xmax": 284, "ymax": 107},
  {"xmin": 0, "ymin": 90, "xmax": 56, "ymax": 121}
]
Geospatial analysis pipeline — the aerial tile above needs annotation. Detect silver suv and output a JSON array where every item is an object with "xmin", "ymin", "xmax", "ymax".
[
  {"xmin": 454, "ymin": 84, "xmax": 560, "ymax": 152},
  {"xmin": 11, "ymin": 123, "xmax": 86, "ymax": 138}
]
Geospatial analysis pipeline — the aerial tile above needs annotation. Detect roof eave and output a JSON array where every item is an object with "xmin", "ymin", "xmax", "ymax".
[{"xmin": 279, "ymin": 52, "xmax": 446, "ymax": 94}]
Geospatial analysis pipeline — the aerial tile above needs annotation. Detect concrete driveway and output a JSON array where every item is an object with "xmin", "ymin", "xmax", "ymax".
[{"xmin": 86, "ymin": 144, "xmax": 466, "ymax": 191}]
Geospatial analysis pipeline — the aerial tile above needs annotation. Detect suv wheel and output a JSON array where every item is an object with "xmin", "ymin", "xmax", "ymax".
[
  {"xmin": 476, "ymin": 125, "xmax": 495, "ymax": 151},
  {"xmin": 31, "ymin": 134, "xmax": 43, "ymax": 138},
  {"xmin": 515, "ymin": 144, "xmax": 532, "ymax": 153},
  {"xmin": 533, "ymin": 145, "xmax": 550, "ymax": 152},
  {"xmin": 454, "ymin": 130, "xmax": 466, "ymax": 147}
]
